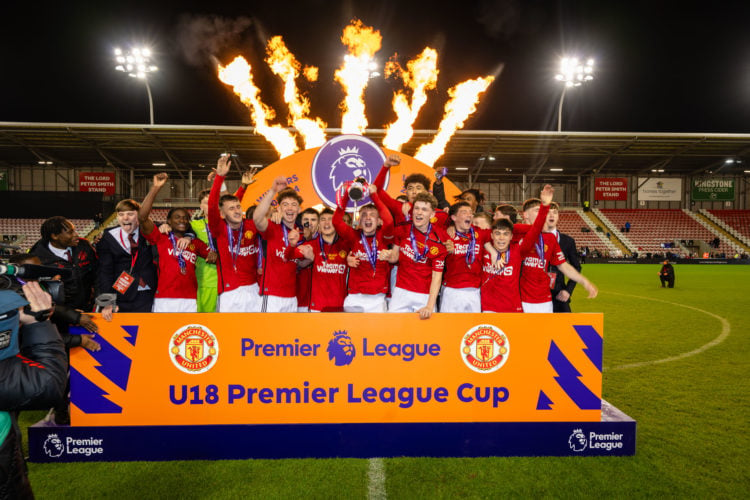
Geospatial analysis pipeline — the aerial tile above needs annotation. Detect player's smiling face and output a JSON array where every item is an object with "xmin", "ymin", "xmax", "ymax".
[
  {"xmin": 278, "ymin": 197, "xmax": 300, "ymax": 226},
  {"xmin": 460, "ymin": 192, "xmax": 478, "ymax": 211},
  {"xmin": 117, "ymin": 210, "xmax": 139, "ymax": 234},
  {"xmin": 412, "ymin": 201, "xmax": 434, "ymax": 231},
  {"xmin": 492, "ymin": 227, "xmax": 512, "ymax": 252},
  {"xmin": 452, "ymin": 206, "xmax": 473, "ymax": 232},
  {"xmin": 359, "ymin": 207, "xmax": 379, "ymax": 235},
  {"xmin": 405, "ymin": 182, "xmax": 426, "ymax": 203},
  {"xmin": 168, "ymin": 209, "xmax": 190, "ymax": 235},
  {"xmin": 221, "ymin": 199, "xmax": 244, "ymax": 227},
  {"xmin": 319, "ymin": 214, "xmax": 335, "ymax": 237}
]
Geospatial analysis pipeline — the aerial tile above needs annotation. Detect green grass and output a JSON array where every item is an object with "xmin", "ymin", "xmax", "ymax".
[{"xmin": 20, "ymin": 264, "xmax": 750, "ymax": 498}]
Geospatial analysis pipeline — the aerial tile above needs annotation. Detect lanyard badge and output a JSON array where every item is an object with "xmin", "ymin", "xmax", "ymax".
[{"xmin": 168, "ymin": 232, "xmax": 187, "ymax": 275}]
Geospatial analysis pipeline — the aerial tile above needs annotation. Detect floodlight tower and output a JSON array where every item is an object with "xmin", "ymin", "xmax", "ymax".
[
  {"xmin": 555, "ymin": 57, "xmax": 594, "ymax": 132},
  {"xmin": 114, "ymin": 47, "xmax": 158, "ymax": 125}
]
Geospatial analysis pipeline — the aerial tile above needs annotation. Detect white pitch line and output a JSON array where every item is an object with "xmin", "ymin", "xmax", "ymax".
[
  {"xmin": 367, "ymin": 457, "xmax": 387, "ymax": 500},
  {"xmin": 603, "ymin": 291, "xmax": 731, "ymax": 371}
]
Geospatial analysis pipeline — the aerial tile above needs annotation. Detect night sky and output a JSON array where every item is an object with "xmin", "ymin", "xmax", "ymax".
[{"xmin": 2, "ymin": 0, "xmax": 749, "ymax": 133}]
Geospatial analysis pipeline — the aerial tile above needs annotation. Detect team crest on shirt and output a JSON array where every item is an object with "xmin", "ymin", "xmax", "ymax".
[
  {"xmin": 544, "ymin": 244, "xmax": 548, "ymax": 252},
  {"xmin": 169, "ymin": 324, "xmax": 219, "ymax": 374},
  {"xmin": 461, "ymin": 324, "xmax": 509, "ymax": 374},
  {"xmin": 429, "ymin": 246, "xmax": 439, "ymax": 256},
  {"xmin": 188, "ymin": 243, "xmax": 195, "ymax": 251},
  {"xmin": 339, "ymin": 250, "xmax": 347, "ymax": 259},
  {"xmin": 245, "ymin": 230, "xmax": 254, "ymax": 239}
]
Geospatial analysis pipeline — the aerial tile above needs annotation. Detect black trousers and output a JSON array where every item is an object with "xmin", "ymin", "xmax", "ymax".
[
  {"xmin": 553, "ymin": 298, "xmax": 572, "ymax": 313},
  {"xmin": 117, "ymin": 290, "xmax": 156, "ymax": 312},
  {"xmin": 660, "ymin": 277, "xmax": 675, "ymax": 288}
]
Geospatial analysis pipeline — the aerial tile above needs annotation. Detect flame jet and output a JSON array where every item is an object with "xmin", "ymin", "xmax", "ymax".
[
  {"xmin": 383, "ymin": 48, "xmax": 439, "ymax": 151},
  {"xmin": 335, "ymin": 19, "xmax": 382, "ymax": 135},
  {"xmin": 265, "ymin": 36, "xmax": 327, "ymax": 149},
  {"xmin": 218, "ymin": 56, "xmax": 298, "ymax": 158},
  {"xmin": 414, "ymin": 76, "xmax": 495, "ymax": 166}
]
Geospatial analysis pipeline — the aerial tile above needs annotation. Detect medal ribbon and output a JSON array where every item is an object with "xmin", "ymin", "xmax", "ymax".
[
  {"xmin": 535, "ymin": 234, "xmax": 546, "ymax": 270},
  {"xmin": 227, "ymin": 224, "xmax": 241, "ymax": 270},
  {"xmin": 455, "ymin": 227, "xmax": 476, "ymax": 266},
  {"xmin": 361, "ymin": 232, "xmax": 378, "ymax": 271},
  {"xmin": 410, "ymin": 222, "xmax": 431, "ymax": 263},
  {"xmin": 205, "ymin": 221, "xmax": 217, "ymax": 252},
  {"xmin": 168, "ymin": 232, "xmax": 187, "ymax": 274}
]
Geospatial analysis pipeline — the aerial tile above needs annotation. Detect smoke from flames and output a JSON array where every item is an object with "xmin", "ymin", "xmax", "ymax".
[
  {"xmin": 265, "ymin": 36, "xmax": 327, "ymax": 149},
  {"xmin": 176, "ymin": 14, "xmax": 253, "ymax": 67},
  {"xmin": 382, "ymin": 47, "xmax": 439, "ymax": 151},
  {"xmin": 334, "ymin": 19, "xmax": 382, "ymax": 135},
  {"xmin": 414, "ymin": 76, "xmax": 495, "ymax": 166},
  {"xmin": 217, "ymin": 56, "xmax": 298, "ymax": 158}
]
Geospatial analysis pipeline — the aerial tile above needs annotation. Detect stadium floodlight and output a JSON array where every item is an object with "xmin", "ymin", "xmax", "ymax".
[
  {"xmin": 555, "ymin": 56, "xmax": 594, "ymax": 132},
  {"xmin": 114, "ymin": 46, "xmax": 158, "ymax": 125}
]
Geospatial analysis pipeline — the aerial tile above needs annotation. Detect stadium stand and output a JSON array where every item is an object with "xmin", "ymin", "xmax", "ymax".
[
  {"xmin": 702, "ymin": 209, "xmax": 750, "ymax": 246},
  {"xmin": 0, "ymin": 218, "xmax": 96, "ymax": 252},
  {"xmin": 557, "ymin": 209, "xmax": 620, "ymax": 255},
  {"xmin": 595, "ymin": 209, "xmax": 742, "ymax": 257}
]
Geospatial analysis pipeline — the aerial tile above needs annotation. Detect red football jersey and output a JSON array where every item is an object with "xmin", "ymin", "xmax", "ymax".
[
  {"xmin": 443, "ymin": 226, "xmax": 491, "ymax": 289},
  {"xmin": 144, "ymin": 229, "xmax": 209, "ymax": 299},
  {"xmin": 295, "ymin": 236, "xmax": 350, "ymax": 311},
  {"xmin": 393, "ymin": 224, "xmax": 447, "ymax": 294},
  {"xmin": 519, "ymin": 232, "xmax": 566, "ymax": 304},
  {"xmin": 333, "ymin": 190, "xmax": 394, "ymax": 296},
  {"xmin": 258, "ymin": 221, "xmax": 298, "ymax": 298},
  {"xmin": 480, "ymin": 244, "xmax": 524, "ymax": 312},
  {"xmin": 209, "ymin": 175, "xmax": 260, "ymax": 293}
]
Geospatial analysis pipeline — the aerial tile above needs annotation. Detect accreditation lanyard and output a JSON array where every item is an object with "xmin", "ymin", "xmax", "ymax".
[
  {"xmin": 168, "ymin": 232, "xmax": 187, "ymax": 275},
  {"xmin": 227, "ymin": 224, "xmax": 241, "ymax": 271},
  {"xmin": 361, "ymin": 232, "xmax": 378, "ymax": 272},
  {"xmin": 119, "ymin": 231, "xmax": 139, "ymax": 273},
  {"xmin": 455, "ymin": 227, "xmax": 477, "ymax": 266},
  {"xmin": 410, "ymin": 222, "xmax": 432, "ymax": 263}
]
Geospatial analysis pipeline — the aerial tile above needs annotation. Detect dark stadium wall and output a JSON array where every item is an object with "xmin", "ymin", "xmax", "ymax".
[{"xmin": 0, "ymin": 191, "xmax": 113, "ymax": 219}]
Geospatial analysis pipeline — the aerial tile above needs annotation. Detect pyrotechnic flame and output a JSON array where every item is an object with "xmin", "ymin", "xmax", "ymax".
[
  {"xmin": 414, "ymin": 76, "xmax": 495, "ymax": 166},
  {"xmin": 303, "ymin": 66, "xmax": 318, "ymax": 82},
  {"xmin": 218, "ymin": 56, "xmax": 298, "ymax": 158},
  {"xmin": 265, "ymin": 36, "xmax": 327, "ymax": 149},
  {"xmin": 382, "ymin": 47, "xmax": 438, "ymax": 151},
  {"xmin": 334, "ymin": 19, "xmax": 382, "ymax": 135}
]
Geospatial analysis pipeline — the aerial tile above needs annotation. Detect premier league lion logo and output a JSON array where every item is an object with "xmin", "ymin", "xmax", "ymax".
[
  {"xmin": 568, "ymin": 428, "xmax": 587, "ymax": 452},
  {"xmin": 327, "ymin": 330, "xmax": 356, "ymax": 366},
  {"xmin": 311, "ymin": 135, "xmax": 388, "ymax": 209},
  {"xmin": 43, "ymin": 434, "xmax": 64, "ymax": 458}
]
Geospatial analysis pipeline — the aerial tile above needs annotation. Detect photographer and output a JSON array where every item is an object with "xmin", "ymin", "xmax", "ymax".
[{"xmin": 0, "ymin": 282, "xmax": 67, "ymax": 498}]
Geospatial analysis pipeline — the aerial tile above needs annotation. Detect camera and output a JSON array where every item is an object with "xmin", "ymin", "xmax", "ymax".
[{"xmin": 0, "ymin": 263, "xmax": 67, "ymax": 305}]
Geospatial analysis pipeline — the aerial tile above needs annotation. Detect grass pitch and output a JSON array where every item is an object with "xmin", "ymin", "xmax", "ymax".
[{"xmin": 20, "ymin": 264, "xmax": 750, "ymax": 498}]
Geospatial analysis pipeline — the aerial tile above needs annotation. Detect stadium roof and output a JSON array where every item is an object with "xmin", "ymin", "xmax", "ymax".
[{"xmin": 1, "ymin": 122, "xmax": 750, "ymax": 185}]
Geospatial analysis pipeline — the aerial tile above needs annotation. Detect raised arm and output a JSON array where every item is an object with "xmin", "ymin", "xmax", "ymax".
[
  {"xmin": 209, "ymin": 155, "xmax": 231, "ymax": 233},
  {"xmin": 138, "ymin": 173, "xmax": 168, "ymax": 235},
  {"xmin": 370, "ymin": 187, "xmax": 394, "ymax": 238},
  {"xmin": 332, "ymin": 189, "xmax": 359, "ymax": 243},
  {"xmin": 253, "ymin": 176, "xmax": 287, "ymax": 232},
  {"xmin": 519, "ymin": 185, "xmax": 553, "ymax": 254}
]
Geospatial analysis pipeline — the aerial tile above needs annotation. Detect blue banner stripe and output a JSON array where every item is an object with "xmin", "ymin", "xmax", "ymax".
[
  {"xmin": 547, "ymin": 341, "xmax": 601, "ymax": 410},
  {"xmin": 70, "ymin": 366, "xmax": 123, "ymax": 414},
  {"xmin": 574, "ymin": 325, "xmax": 603, "ymax": 372}
]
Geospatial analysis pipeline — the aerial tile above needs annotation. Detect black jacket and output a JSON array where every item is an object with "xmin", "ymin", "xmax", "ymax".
[
  {"xmin": 95, "ymin": 227, "xmax": 157, "ymax": 304},
  {"xmin": 0, "ymin": 320, "xmax": 67, "ymax": 498},
  {"xmin": 552, "ymin": 231, "xmax": 581, "ymax": 298},
  {"xmin": 29, "ymin": 238, "xmax": 98, "ymax": 312}
]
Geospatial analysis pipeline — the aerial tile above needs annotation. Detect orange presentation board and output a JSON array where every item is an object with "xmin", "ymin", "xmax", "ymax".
[{"xmin": 70, "ymin": 313, "xmax": 604, "ymax": 426}]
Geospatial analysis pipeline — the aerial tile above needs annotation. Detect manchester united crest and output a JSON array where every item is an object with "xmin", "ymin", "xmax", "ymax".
[
  {"xmin": 245, "ymin": 230, "xmax": 254, "ymax": 239},
  {"xmin": 169, "ymin": 324, "xmax": 219, "ymax": 374},
  {"xmin": 461, "ymin": 324, "xmax": 509, "ymax": 374}
]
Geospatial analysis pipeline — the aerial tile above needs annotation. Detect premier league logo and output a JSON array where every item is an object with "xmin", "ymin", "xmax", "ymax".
[
  {"xmin": 327, "ymin": 330, "xmax": 356, "ymax": 366},
  {"xmin": 311, "ymin": 135, "xmax": 388, "ymax": 210},
  {"xmin": 43, "ymin": 434, "xmax": 64, "ymax": 458},
  {"xmin": 568, "ymin": 428, "xmax": 588, "ymax": 452}
]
